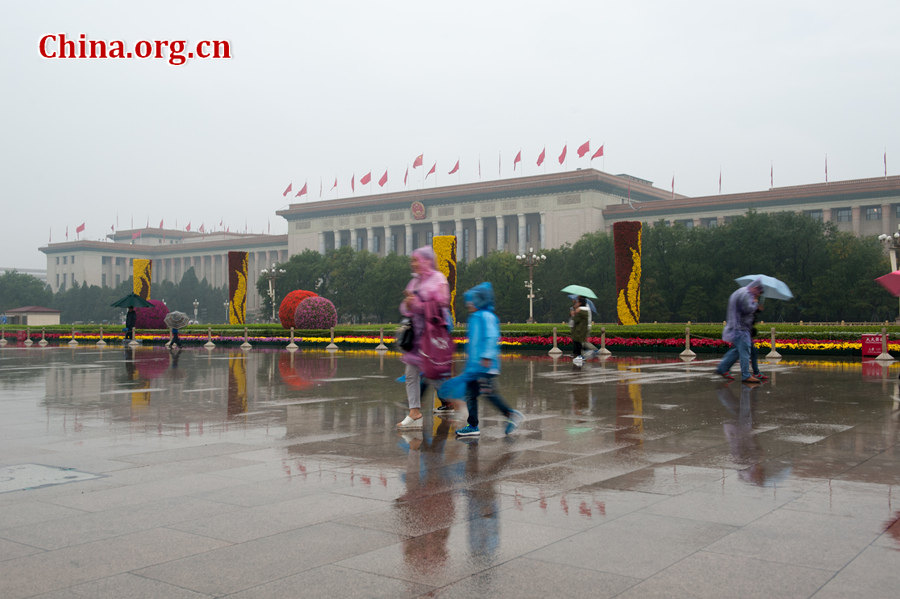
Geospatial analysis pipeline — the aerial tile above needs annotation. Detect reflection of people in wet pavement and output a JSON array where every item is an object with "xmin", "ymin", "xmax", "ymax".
[
  {"xmin": 123, "ymin": 348, "xmax": 135, "ymax": 379},
  {"xmin": 395, "ymin": 419, "xmax": 459, "ymax": 575},
  {"xmin": 463, "ymin": 441, "xmax": 517, "ymax": 564},
  {"xmin": 718, "ymin": 383, "xmax": 765, "ymax": 484}
]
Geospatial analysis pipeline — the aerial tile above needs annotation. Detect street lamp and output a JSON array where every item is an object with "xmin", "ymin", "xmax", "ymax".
[
  {"xmin": 878, "ymin": 229, "xmax": 900, "ymax": 321},
  {"xmin": 223, "ymin": 300, "xmax": 230, "ymax": 323},
  {"xmin": 192, "ymin": 299, "xmax": 199, "ymax": 324},
  {"xmin": 516, "ymin": 247, "xmax": 546, "ymax": 323},
  {"xmin": 260, "ymin": 263, "xmax": 286, "ymax": 322}
]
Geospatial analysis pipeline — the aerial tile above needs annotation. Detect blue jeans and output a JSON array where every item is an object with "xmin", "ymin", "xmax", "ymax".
[
  {"xmin": 717, "ymin": 336, "xmax": 753, "ymax": 380},
  {"xmin": 465, "ymin": 375, "xmax": 513, "ymax": 428}
]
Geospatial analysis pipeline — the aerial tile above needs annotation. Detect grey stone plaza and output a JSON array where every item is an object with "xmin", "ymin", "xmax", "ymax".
[{"xmin": 0, "ymin": 346, "xmax": 898, "ymax": 598}]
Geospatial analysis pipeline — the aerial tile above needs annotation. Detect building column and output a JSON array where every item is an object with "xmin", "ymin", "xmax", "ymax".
[
  {"xmin": 883, "ymin": 203, "xmax": 893, "ymax": 235},
  {"xmin": 496, "ymin": 216, "xmax": 504, "ymax": 251},
  {"xmin": 476, "ymin": 218, "xmax": 485, "ymax": 258},
  {"xmin": 517, "ymin": 213, "xmax": 527, "ymax": 254},
  {"xmin": 851, "ymin": 206, "xmax": 861, "ymax": 235},
  {"xmin": 350, "ymin": 229, "xmax": 358, "ymax": 252},
  {"xmin": 538, "ymin": 212, "xmax": 545, "ymax": 250},
  {"xmin": 319, "ymin": 231, "xmax": 326, "ymax": 254},
  {"xmin": 334, "ymin": 230, "xmax": 342, "ymax": 249},
  {"xmin": 367, "ymin": 227, "xmax": 375, "ymax": 253},
  {"xmin": 405, "ymin": 224, "xmax": 413, "ymax": 255}
]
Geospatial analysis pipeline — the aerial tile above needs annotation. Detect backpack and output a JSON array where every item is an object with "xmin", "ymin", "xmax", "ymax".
[{"xmin": 419, "ymin": 300, "xmax": 454, "ymax": 379}]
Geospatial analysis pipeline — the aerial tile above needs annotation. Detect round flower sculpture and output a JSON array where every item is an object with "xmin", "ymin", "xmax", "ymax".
[
  {"xmin": 293, "ymin": 296, "xmax": 337, "ymax": 330},
  {"xmin": 278, "ymin": 289, "xmax": 318, "ymax": 329},
  {"xmin": 135, "ymin": 299, "xmax": 168, "ymax": 330}
]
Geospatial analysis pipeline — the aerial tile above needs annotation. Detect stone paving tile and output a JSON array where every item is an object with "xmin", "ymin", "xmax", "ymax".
[
  {"xmin": 614, "ymin": 550, "xmax": 833, "ymax": 599},
  {"xmin": 29, "ymin": 573, "xmax": 214, "ymax": 599},
  {"xmin": 134, "ymin": 522, "xmax": 398, "ymax": 596},
  {"xmin": 0, "ymin": 527, "xmax": 229, "ymax": 599},
  {"xmin": 430, "ymin": 556, "xmax": 640, "ymax": 598},
  {"xmin": 525, "ymin": 511, "xmax": 737, "ymax": 579},
  {"xmin": 225, "ymin": 564, "xmax": 433, "ymax": 599},
  {"xmin": 812, "ymin": 545, "xmax": 900, "ymax": 598}
]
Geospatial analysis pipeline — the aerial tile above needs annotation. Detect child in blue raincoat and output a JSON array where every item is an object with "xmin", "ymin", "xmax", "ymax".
[{"xmin": 441, "ymin": 282, "xmax": 523, "ymax": 438}]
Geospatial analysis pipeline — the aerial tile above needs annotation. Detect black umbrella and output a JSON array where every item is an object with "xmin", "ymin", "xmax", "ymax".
[{"xmin": 110, "ymin": 293, "xmax": 153, "ymax": 308}]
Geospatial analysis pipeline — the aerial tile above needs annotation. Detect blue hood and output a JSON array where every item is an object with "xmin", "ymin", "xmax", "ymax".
[{"xmin": 464, "ymin": 282, "xmax": 495, "ymax": 311}]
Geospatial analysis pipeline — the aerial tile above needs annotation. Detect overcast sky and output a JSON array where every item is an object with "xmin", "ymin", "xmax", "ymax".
[{"xmin": 3, "ymin": 0, "xmax": 899, "ymax": 269}]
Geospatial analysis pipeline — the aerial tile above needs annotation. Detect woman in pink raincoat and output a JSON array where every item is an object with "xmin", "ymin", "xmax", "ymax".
[{"xmin": 397, "ymin": 246, "xmax": 450, "ymax": 429}]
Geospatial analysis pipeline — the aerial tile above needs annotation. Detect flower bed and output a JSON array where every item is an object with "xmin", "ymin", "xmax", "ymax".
[{"xmin": 0, "ymin": 328, "xmax": 896, "ymax": 357}]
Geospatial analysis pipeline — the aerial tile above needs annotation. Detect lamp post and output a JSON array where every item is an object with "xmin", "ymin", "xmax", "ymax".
[
  {"xmin": 260, "ymin": 263, "xmax": 286, "ymax": 322},
  {"xmin": 516, "ymin": 247, "xmax": 546, "ymax": 323},
  {"xmin": 192, "ymin": 299, "xmax": 199, "ymax": 324},
  {"xmin": 223, "ymin": 300, "xmax": 230, "ymax": 323},
  {"xmin": 878, "ymin": 229, "xmax": 900, "ymax": 321}
]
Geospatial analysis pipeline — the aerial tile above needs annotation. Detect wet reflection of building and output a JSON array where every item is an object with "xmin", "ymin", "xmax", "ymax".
[{"xmin": 42, "ymin": 347, "xmax": 261, "ymax": 433}]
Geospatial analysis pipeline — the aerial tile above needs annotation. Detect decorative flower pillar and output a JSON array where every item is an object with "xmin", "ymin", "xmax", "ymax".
[
  {"xmin": 432, "ymin": 235, "xmax": 457, "ymax": 323},
  {"xmin": 228, "ymin": 251, "xmax": 248, "ymax": 324},
  {"xmin": 613, "ymin": 221, "xmax": 642, "ymax": 325},
  {"xmin": 133, "ymin": 259, "xmax": 152, "ymax": 299}
]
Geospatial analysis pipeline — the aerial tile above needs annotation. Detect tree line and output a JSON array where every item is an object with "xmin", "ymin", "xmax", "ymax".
[{"xmin": 2, "ymin": 211, "xmax": 893, "ymax": 325}]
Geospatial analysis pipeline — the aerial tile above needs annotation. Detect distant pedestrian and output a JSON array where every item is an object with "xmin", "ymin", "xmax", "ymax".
[
  {"xmin": 570, "ymin": 296, "xmax": 590, "ymax": 366},
  {"xmin": 716, "ymin": 279, "xmax": 764, "ymax": 383},
  {"xmin": 446, "ymin": 282, "xmax": 523, "ymax": 438},
  {"xmin": 124, "ymin": 306, "xmax": 136, "ymax": 341}
]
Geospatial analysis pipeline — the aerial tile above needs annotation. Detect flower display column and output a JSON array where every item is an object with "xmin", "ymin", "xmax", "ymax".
[
  {"xmin": 432, "ymin": 234, "xmax": 457, "ymax": 322},
  {"xmin": 228, "ymin": 251, "xmax": 248, "ymax": 324},
  {"xmin": 133, "ymin": 259, "xmax": 152, "ymax": 299},
  {"xmin": 613, "ymin": 221, "xmax": 642, "ymax": 325}
]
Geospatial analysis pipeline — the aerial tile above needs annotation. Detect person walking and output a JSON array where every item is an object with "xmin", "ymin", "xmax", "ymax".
[
  {"xmin": 716, "ymin": 279, "xmax": 764, "ymax": 384},
  {"xmin": 124, "ymin": 306, "xmax": 137, "ymax": 342},
  {"xmin": 452, "ymin": 282, "xmax": 523, "ymax": 438},
  {"xmin": 397, "ymin": 246, "xmax": 451, "ymax": 429},
  {"xmin": 570, "ymin": 296, "xmax": 590, "ymax": 366}
]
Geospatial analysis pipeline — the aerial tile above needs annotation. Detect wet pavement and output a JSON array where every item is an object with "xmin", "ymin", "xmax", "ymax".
[{"xmin": 0, "ymin": 344, "xmax": 898, "ymax": 598}]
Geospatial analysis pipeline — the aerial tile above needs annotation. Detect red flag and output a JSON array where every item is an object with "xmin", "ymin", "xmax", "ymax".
[
  {"xmin": 825, "ymin": 154, "xmax": 828, "ymax": 182},
  {"xmin": 590, "ymin": 145, "xmax": 604, "ymax": 160},
  {"xmin": 558, "ymin": 145, "xmax": 567, "ymax": 164},
  {"xmin": 378, "ymin": 170, "xmax": 388, "ymax": 187},
  {"xmin": 296, "ymin": 182, "xmax": 308, "ymax": 197},
  {"xmin": 448, "ymin": 160, "xmax": 459, "ymax": 175},
  {"xmin": 159, "ymin": 219, "xmax": 164, "ymax": 228},
  {"xmin": 413, "ymin": 154, "xmax": 423, "ymax": 168},
  {"xmin": 426, "ymin": 163, "xmax": 436, "ymax": 178},
  {"xmin": 404, "ymin": 167, "xmax": 409, "ymax": 185},
  {"xmin": 770, "ymin": 164, "xmax": 773, "ymax": 187},
  {"xmin": 186, "ymin": 222, "xmax": 191, "ymax": 232},
  {"xmin": 282, "ymin": 183, "xmax": 292, "ymax": 197},
  {"xmin": 513, "ymin": 151, "xmax": 522, "ymax": 170},
  {"xmin": 537, "ymin": 147, "xmax": 546, "ymax": 166},
  {"xmin": 671, "ymin": 175, "xmax": 675, "ymax": 198},
  {"xmin": 718, "ymin": 170, "xmax": 722, "ymax": 194},
  {"xmin": 199, "ymin": 223, "xmax": 205, "ymax": 233},
  {"xmin": 360, "ymin": 172, "xmax": 372, "ymax": 185},
  {"xmin": 577, "ymin": 140, "xmax": 590, "ymax": 158},
  {"xmin": 76, "ymin": 222, "xmax": 85, "ymax": 234},
  {"xmin": 331, "ymin": 177, "xmax": 338, "ymax": 190},
  {"xmin": 65, "ymin": 226, "xmax": 68, "ymax": 240},
  {"xmin": 110, "ymin": 224, "xmax": 114, "ymax": 232},
  {"xmin": 351, "ymin": 175, "xmax": 355, "ymax": 192},
  {"xmin": 219, "ymin": 219, "xmax": 223, "ymax": 226},
  {"xmin": 131, "ymin": 231, "xmax": 140, "ymax": 239}
]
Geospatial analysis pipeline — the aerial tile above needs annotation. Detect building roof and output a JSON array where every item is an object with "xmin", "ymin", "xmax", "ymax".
[
  {"xmin": 39, "ymin": 233, "xmax": 287, "ymax": 256},
  {"xmin": 277, "ymin": 169, "xmax": 684, "ymax": 220},
  {"xmin": 603, "ymin": 175, "xmax": 900, "ymax": 218},
  {"xmin": 5, "ymin": 306, "xmax": 60, "ymax": 314}
]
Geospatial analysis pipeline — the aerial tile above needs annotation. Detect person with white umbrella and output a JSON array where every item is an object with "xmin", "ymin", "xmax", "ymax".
[{"xmin": 715, "ymin": 279, "xmax": 764, "ymax": 384}]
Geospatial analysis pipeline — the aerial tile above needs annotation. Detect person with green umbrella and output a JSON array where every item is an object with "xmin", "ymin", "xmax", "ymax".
[
  {"xmin": 124, "ymin": 306, "xmax": 136, "ymax": 342},
  {"xmin": 570, "ymin": 296, "xmax": 590, "ymax": 365}
]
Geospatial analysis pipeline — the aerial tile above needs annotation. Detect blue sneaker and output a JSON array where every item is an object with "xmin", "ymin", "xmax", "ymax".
[
  {"xmin": 456, "ymin": 425, "xmax": 480, "ymax": 437},
  {"xmin": 505, "ymin": 410, "xmax": 524, "ymax": 435}
]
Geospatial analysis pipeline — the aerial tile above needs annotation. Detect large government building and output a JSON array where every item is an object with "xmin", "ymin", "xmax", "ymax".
[{"xmin": 40, "ymin": 169, "xmax": 900, "ymax": 319}]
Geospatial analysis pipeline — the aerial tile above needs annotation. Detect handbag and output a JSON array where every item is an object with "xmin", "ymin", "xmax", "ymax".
[{"xmin": 396, "ymin": 317, "xmax": 415, "ymax": 351}]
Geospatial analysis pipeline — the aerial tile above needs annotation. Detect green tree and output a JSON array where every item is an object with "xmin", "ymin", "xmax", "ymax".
[{"xmin": 0, "ymin": 270, "xmax": 53, "ymax": 313}]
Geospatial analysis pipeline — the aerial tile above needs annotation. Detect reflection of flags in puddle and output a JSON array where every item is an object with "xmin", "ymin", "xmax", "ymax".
[{"xmin": 228, "ymin": 352, "xmax": 247, "ymax": 417}]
